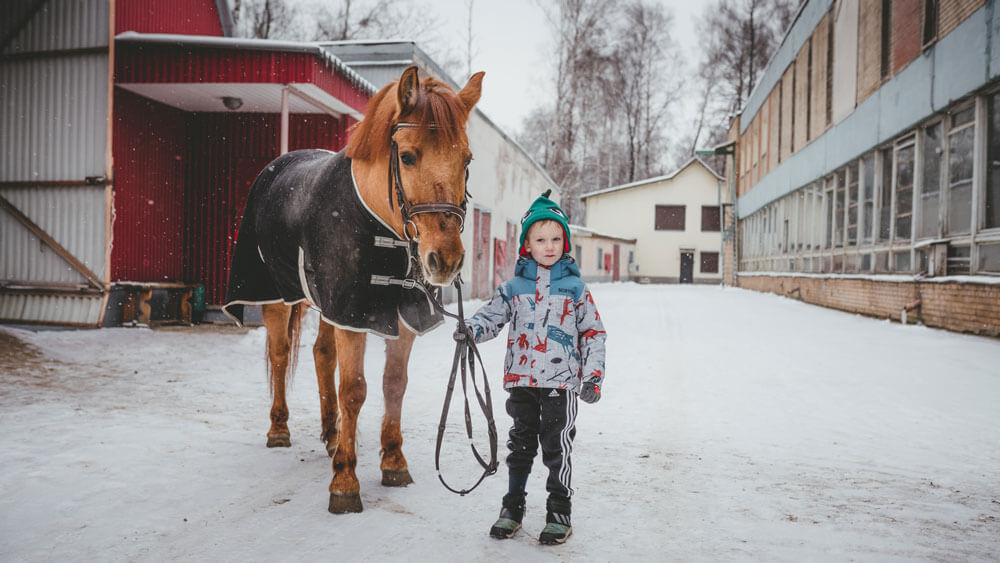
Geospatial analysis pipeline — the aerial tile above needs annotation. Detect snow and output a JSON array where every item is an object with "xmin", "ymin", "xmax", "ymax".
[{"xmin": 2, "ymin": 284, "xmax": 998, "ymax": 561}]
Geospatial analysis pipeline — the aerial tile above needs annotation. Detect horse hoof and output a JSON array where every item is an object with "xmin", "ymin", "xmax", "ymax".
[
  {"xmin": 328, "ymin": 492, "xmax": 363, "ymax": 514},
  {"xmin": 325, "ymin": 441, "xmax": 337, "ymax": 458},
  {"xmin": 267, "ymin": 434, "xmax": 291, "ymax": 448},
  {"xmin": 381, "ymin": 469, "xmax": 413, "ymax": 487}
]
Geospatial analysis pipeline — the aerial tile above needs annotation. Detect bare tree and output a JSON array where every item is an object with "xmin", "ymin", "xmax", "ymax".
[
  {"xmin": 232, "ymin": 0, "xmax": 293, "ymax": 39},
  {"xmin": 684, "ymin": 0, "xmax": 798, "ymax": 160}
]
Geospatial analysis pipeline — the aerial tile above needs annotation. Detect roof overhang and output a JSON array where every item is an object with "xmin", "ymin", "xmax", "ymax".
[{"xmin": 114, "ymin": 32, "xmax": 374, "ymax": 120}]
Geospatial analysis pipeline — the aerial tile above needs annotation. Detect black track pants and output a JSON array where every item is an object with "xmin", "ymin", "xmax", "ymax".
[{"xmin": 505, "ymin": 387, "xmax": 578, "ymax": 513}]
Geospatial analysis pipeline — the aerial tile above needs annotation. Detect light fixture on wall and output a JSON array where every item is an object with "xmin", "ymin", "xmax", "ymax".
[{"xmin": 221, "ymin": 96, "xmax": 243, "ymax": 111}]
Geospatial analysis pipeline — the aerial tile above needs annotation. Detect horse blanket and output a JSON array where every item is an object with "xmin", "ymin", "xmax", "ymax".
[{"xmin": 223, "ymin": 149, "xmax": 444, "ymax": 338}]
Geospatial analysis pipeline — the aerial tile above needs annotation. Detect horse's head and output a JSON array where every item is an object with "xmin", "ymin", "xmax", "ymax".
[{"xmin": 347, "ymin": 66, "xmax": 484, "ymax": 286}]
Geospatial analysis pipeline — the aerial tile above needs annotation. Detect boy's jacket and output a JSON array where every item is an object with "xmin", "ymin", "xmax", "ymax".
[{"xmin": 466, "ymin": 257, "xmax": 607, "ymax": 394}]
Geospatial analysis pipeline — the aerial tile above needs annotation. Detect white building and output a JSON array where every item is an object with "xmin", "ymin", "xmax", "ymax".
[{"xmin": 581, "ymin": 158, "xmax": 727, "ymax": 284}]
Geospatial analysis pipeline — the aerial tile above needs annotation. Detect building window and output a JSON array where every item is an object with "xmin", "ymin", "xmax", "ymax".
[
  {"xmin": 847, "ymin": 162, "xmax": 859, "ymax": 245},
  {"xmin": 655, "ymin": 205, "xmax": 685, "ymax": 230},
  {"xmin": 597, "ymin": 247, "xmax": 603, "ymax": 269},
  {"xmin": 701, "ymin": 251, "xmax": 719, "ymax": 273},
  {"xmin": 880, "ymin": 0, "xmax": 892, "ymax": 79},
  {"xmin": 895, "ymin": 140, "xmax": 915, "ymax": 242},
  {"xmin": 878, "ymin": 147, "xmax": 893, "ymax": 242},
  {"xmin": 920, "ymin": 122, "xmax": 943, "ymax": 239},
  {"xmin": 701, "ymin": 206, "xmax": 721, "ymax": 231},
  {"xmin": 947, "ymin": 245, "xmax": 971, "ymax": 275},
  {"xmin": 575, "ymin": 244, "xmax": 583, "ymax": 269},
  {"xmin": 862, "ymin": 154, "xmax": 875, "ymax": 243},
  {"xmin": 946, "ymin": 106, "xmax": 974, "ymax": 235},
  {"xmin": 923, "ymin": 0, "xmax": 938, "ymax": 46},
  {"xmin": 979, "ymin": 242, "xmax": 1000, "ymax": 272},
  {"xmin": 987, "ymin": 92, "xmax": 1000, "ymax": 230},
  {"xmin": 834, "ymin": 171, "xmax": 845, "ymax": 248}
]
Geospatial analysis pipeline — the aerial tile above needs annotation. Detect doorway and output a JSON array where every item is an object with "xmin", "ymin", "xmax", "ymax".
[{"xmin": 680, "ymin": 251, "xmax": 694, "ymax": 284}]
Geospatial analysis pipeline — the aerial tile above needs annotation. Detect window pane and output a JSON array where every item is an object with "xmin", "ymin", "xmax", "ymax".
[
  {"xmin": 979, "ymin": 242, "xmax": 1000, "ymax": 272},
  {"xmin": 947, "ymin": 245, "xmax": 971, "ymax": 275},
  {"xmin": 655, "ymin": 205, "xmax": 685, "ymax": 230},
  {"xmin": 987, "ymin": 93, "xmax": 1000, "ymax": 229},
  {"xmin": 947, "ymin": 125, "xmax": 974, "ymax": 234},
  {"xmin": 835, "ymin": 169, "xmax": 846, "ymax": 247},
  {"xmin": 895, "ymin": 144, "xmax": 915, "ymax": 241},
  {"xmin": 920, "ymin": 123, "xmax": 942, "ymax": 238},
  {"xmin": 894, "ymin": 250, "xmax": 912, "ymax": 273},
  {"xmin": 862, "ymin": 154, "xmax": 875, "ymax": 242},
  {"xmin": 701, "ymin": 206, "xmax": 721, "ymax": 231},
  {"xmin": 701, "ymin": 252, "xmax": 719, "ymax": 273},
  {"xmin": 848, "ymin": 162, "xmax": 859, "ymax": 245},
  {"xmin": 879, "ymin": 148, "xmax": 893, "ymax": 242}
]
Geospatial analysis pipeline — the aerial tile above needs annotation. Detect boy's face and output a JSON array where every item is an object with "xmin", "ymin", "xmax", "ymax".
[{"xmin": 524, "ymin": 220, "xmax": 564, "ymax": 267}]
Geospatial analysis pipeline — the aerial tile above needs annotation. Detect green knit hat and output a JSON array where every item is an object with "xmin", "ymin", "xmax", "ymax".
[{"xmin": 519, "ymin": 189, "xmax": 571, "ymax": 256}]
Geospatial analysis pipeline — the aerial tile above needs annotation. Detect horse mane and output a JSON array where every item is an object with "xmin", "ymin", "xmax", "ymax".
[{"xmin": 345, "ymin": 76, "xmax": 469, "ymax": 162}]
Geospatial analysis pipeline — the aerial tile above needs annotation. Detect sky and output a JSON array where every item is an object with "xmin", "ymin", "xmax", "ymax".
[
  {"xmin": 2, "ymin": 284, "xmax": 999, "ymax": 560},
  {"xmin": 426, "ymin": 0, "xmax": 705, "ymax": 135}
]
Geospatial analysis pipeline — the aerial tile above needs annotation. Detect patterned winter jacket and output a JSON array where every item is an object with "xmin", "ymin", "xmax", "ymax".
[{"xmin": 465, "ymin": 256, "xmax": 607, "ymax": 394}]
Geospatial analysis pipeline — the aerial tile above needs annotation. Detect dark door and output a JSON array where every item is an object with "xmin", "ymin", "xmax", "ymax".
[
  {"xmin": 612, "ymin": 244, "xmax": 621, "ymax": 282},
  {"xmin": 680, "ymin": 252, "xmax": 694, "ymax": 284}
]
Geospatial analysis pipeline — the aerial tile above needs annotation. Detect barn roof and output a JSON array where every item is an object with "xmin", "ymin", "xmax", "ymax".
[{"xmin": 115, "ymin": 32, "xmax": 375, "ymax": 119}]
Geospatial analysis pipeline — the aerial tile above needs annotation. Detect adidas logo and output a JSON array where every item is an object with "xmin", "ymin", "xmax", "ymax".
[{"xmin": 548, "ymin": 389, "xmax": 559, "ymax": 398}]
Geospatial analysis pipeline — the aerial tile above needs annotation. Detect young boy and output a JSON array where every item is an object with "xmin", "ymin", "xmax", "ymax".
[{"xmin": 456, "ymin": 190, "xmax": 607, "ymax": 545}]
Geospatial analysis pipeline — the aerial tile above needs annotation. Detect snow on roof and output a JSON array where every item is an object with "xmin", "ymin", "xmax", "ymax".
[
  {"xmin": 568, "ymin": 224, "xmax": 636, "ymax": 243},
  {"xmin": 579, "ymin": 156, "xmax": 723, "ymax": 200}
]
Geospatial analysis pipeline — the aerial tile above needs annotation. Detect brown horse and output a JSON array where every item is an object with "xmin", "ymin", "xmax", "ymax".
[{"xmin": 223, "ymin": 66, "xmax": 484, "ymax": 513}]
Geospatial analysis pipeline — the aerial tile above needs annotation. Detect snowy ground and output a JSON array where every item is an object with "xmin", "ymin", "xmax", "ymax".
[{"xmin": 1, "ymin": 284, "xmax": 998, "ymax": 562}]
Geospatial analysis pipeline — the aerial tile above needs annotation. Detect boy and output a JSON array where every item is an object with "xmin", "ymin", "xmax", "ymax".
[{"xmin": 456, "ymin": 190, "xmax": 607, "ymax": 545}]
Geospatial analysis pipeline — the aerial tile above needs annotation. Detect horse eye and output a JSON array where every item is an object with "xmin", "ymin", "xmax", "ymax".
[{"xmin": 401, "ymin": 152, "xmax": 417, "ymax": 166}]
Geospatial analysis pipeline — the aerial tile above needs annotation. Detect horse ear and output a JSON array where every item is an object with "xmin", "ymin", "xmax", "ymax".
[
  {"xmin": 397, "ymin": 66, "xmax": 420, "ymax": 114},
  {"xmin": 458, "ymin": 71, "xmax": 484, "ymax": 112}
]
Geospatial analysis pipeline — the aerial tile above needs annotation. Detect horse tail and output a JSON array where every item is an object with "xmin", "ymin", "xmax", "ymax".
[
  {"xmin": 264, "ymin": 302, "xmax": 305, "ymax": 395},
  {"xmin": 287, "ymin": 302, "xmax": 304, "ymax": 379}
]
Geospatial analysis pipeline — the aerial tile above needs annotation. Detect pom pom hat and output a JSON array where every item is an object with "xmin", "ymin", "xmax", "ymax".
[{"xmin": 518, "ymin": 189, "xmax": 571, "ymax": 256}]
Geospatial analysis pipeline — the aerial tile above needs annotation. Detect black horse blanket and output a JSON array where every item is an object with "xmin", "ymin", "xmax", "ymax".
[{"xmin": 223, "ymin": 149, "xmax": 443, "ymax": 338}]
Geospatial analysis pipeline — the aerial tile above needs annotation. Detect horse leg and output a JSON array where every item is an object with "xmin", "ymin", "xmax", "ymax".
[
  {"xmin": 313, "ymin": 320, "xmax": 339, "ymax": 457},
  {"xmin": 327, "ymin": 327, "xmax": 367, "ymax": 514},
  {"xmin": 262, "ymin": 302, "xmax": 293, "ymax": 448},
  {"xmin": 380, "ymin": 323, "xmax": 416, "ymax": 486}
]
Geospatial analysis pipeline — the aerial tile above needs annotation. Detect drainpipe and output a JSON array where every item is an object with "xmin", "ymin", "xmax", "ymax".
[
  {"xmin": 696, "ymin": 140, "xmax": 737, "ymax": 287},
  {"xmin": 901, "ymin": 298, "xmax": 922, "ymax": 325}
]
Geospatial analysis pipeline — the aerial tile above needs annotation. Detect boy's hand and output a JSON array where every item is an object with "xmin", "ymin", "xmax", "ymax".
[{"xmin": 579, "ymin": 382, "xmax": 601, "ymax": 404}]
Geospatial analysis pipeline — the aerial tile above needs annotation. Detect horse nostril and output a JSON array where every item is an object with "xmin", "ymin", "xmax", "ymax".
[{"xmin": 427, "ymin": 251, "xmax": 440, "ymax": 273}]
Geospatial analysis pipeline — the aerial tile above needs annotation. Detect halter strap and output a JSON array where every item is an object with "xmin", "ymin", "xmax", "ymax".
[{"xmin": 388, "ymin": 123, "xmax": 468, "ymax": 240}]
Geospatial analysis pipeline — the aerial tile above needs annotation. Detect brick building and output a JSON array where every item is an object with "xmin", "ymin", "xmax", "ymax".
[{"xmin": 726, "ymin": 0, "xmax": 1000, "ymax": 336}]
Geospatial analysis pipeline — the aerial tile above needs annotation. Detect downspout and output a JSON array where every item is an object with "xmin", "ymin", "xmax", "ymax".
[{"xmin": 98, "ymin": 0, "xmax": 116, "ymax": 327}]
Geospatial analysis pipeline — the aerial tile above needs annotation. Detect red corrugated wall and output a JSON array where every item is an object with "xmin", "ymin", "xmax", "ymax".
[
  {"xmin": 116, "ymin": 0, "xmax": 224, "ymax": 36},
  {"xmin": 184, "ymin": 113, "xmax": 353, "ymax": 305},
  {"xmin": 111, "ymin": 89, "xmax": 188, "ymax": 282}
]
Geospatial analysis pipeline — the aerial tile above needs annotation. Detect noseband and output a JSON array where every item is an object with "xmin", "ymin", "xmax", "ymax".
[{"xmin": 388, "ymin": 123, "xmax": 469, "ymax": 240}]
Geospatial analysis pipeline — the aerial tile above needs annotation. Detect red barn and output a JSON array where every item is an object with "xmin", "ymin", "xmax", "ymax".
[{"xmin": 1, "ymin": 0, "xmax": 372, "ymax": 326}]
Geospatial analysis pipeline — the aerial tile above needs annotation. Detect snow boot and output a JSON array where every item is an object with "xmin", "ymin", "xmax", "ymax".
[
  {"xmin": 538, "ymin": 512, "xmax": 572, "ymax": 545},
  {"xmin": 489, "ymin": 494, "xmax": 525, "ymax": 539}
]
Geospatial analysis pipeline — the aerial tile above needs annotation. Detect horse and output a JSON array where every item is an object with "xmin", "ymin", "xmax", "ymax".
[{"xmin": 223, "ymin": 66, "xmax": 484, "ymax": 513}]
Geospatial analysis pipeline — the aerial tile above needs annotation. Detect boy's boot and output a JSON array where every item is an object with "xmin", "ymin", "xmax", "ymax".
[
  {"xmin": 489, "ymin": 493, "xmax": 525, "ymax": 539},
  {"xmin": 539, "ymin": 494, "xmax": 572, "ymax": 544},
  {"xmin": 538, "ymin": 511, "xmax": 572, "ymax": 544}
]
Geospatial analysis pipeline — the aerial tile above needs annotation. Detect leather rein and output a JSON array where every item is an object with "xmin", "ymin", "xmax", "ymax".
[{"xmin": 377, "ymin": 122, "xmax": 498, "ymax": 495}]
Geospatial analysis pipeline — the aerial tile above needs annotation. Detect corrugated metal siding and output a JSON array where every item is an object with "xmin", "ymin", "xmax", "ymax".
[
  {"xmin": 112, "ymin": 89, "xmax": 187, "ymax": 281},
  {"xmin": 0, "ymin": 0, "xmax": 110, "ymax": 326},
  {"xmin": 1, "ymin": 186, "xmax": 107, "ymax": 283},
  {"xmin": 0, "ymin": 293, "xmax": 104, "ymax": 326},
  {"xmin": 3, "ymin": 0, "xmax": 109, "ymax": 53},
  {"xmin": 184, "ymin": 113, "xmax": 349, "ymax": 304},
  {"xmin": 0, "ymin": 54, "xmax": 108, "ymax": 181},
  {"xmin": 116, "ymin": 0, "xmax": 224, "ymax": 36}
]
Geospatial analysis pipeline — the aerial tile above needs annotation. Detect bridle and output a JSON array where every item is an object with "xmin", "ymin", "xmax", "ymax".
[{"xmin": 388, "ymin": 123, "xmax": 469, "ymax": 241}]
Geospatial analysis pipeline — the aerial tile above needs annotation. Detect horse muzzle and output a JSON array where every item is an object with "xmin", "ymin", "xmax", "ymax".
[{"xmin": 422, "ymin": 249, "xmax": 464, "ymax": 286}]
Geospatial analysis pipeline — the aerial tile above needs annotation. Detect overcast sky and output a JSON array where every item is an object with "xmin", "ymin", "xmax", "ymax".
[{"xmin": 427, "ymin": 0, "xmax": 705, "ymax": 135}]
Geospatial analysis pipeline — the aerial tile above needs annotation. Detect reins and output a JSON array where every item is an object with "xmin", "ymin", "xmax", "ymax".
[{"xmin": 370, "ymin": 122, "xmax": 497, "ymax": 495}]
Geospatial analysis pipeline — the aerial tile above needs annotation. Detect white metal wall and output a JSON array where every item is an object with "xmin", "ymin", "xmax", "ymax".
[{"xmin": 1, "ymin": 0, "xmax": 111, "ymax": 325}]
